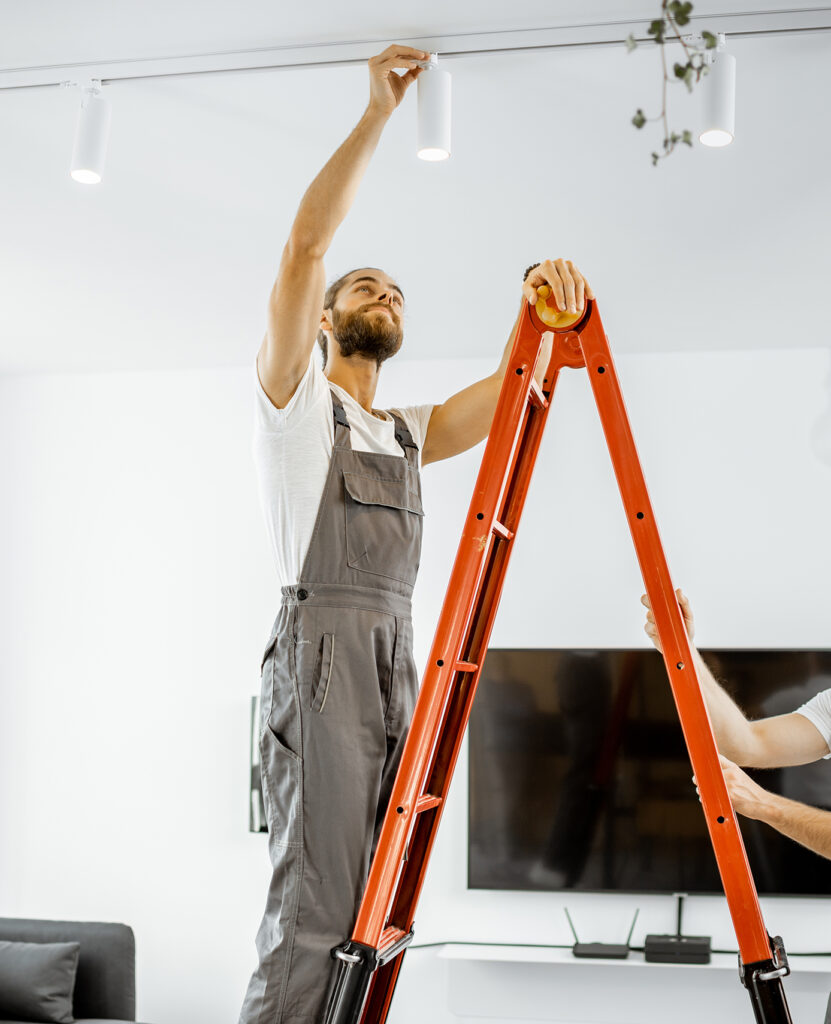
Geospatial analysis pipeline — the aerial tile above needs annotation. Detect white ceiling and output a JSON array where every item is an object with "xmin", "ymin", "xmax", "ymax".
[{"xmin": 1, "ymin": 1, "xmax": 830, "ymax": 373}]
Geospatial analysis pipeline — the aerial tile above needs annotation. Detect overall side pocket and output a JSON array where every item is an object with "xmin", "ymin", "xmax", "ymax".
[{"xmin": 310, "ymin": 633, "xmax": 335, "ymax": 713}]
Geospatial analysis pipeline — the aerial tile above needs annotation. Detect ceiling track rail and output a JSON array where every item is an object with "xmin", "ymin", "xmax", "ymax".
[{"xmin": 1, "ymin": 8, "xmax": 829, "ymax": 93}]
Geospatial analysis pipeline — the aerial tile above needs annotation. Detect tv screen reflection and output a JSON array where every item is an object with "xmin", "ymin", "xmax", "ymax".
[{"xmin": 468, "ymin": 648, "xmax": 831, "ymax": 896}]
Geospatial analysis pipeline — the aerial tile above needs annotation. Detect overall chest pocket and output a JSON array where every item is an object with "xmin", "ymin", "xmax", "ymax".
[{"xmin": 343, "ymin": 470, "xmax": 424, "ymax": 585}]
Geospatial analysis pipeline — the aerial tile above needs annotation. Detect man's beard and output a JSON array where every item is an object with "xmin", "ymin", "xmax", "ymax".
[{"xmin": 331, "ymin": 305, "xmax": 403, "ymax": 367}]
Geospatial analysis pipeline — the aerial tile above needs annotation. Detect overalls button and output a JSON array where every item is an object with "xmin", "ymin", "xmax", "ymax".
[{"xmin": 297, "ymin": 588, "xmax": 308, "ymax": 601}]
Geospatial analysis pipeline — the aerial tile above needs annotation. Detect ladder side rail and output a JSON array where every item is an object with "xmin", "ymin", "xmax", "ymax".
[
  {"xmin": 351, "ymin": 319, "xmax": 549, "ymax": 947},
  {"xmin": 577, "ymin": 309, "xmax": 773, "ymax": 966},
  {"xmin": 359, "ymin": 956, "xmax": 405, "ymax": 1024},
  {"xmin": 358, "ymin": 319, "xmax": 566, "ymax": 1024},
  {"xmin": 385, "ymin": 407, "xmax": 546, "ymax": 927}
]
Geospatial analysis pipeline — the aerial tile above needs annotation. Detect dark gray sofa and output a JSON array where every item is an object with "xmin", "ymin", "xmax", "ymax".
[{"xmin": 0, "ymin": 918, "xmax": 148, "ymax": 1023}]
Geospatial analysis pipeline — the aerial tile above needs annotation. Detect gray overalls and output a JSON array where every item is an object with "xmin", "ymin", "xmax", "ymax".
[{"xmin": 239, "ymin": 390, "xmax": 424, "ymax": 1024}]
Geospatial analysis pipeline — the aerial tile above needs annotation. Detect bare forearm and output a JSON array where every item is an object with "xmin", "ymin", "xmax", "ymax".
[
  {"xmin": 494, "ymin": 299, "xmax": 552, "ymax": 387},
  {"xmin": 692, "ymin": 648, "xmax": 758, "ymax": 763},
  {"xmin": 290, "ymin": 108, "xmax": 389, "ymax": 255},
  {"xmin": 756, "ymin": 792, "xmax": 831, "ymax": 860}
]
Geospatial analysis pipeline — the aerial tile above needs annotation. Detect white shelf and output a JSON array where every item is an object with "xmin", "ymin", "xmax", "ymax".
[{"xmin": 436, "ymin": 943, "xmax": 831, "ymax": 974}]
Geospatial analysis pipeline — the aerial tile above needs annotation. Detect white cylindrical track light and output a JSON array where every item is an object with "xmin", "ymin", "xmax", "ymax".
[
  {"xmin": 417, "ymin": 55, "xmax": 451, "ymax": 161},
  {"xmin": 699, "ymin": 34, "xmax": 736, "ymax": 148},
  {"xmin": 70, "ymin": 81, "xmax": 111, "ymax": 184}
]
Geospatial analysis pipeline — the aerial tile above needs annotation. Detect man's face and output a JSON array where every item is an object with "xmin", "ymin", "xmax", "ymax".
[{"xmin": 329, "ymin": 270, "xmax": 405, "ymax": 367}]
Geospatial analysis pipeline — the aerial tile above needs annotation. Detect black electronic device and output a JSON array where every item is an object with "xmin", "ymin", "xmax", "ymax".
[
  {"xmin": 644, "ymin": 893, "xmax": 711, "ymax": 965},
  {"xmin": 564, "ymin": 907, "xmax": 639, "ymax": 960}
]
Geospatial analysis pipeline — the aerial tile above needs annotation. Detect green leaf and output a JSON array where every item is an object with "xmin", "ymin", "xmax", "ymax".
[
  {"xmin": 702, "ymin": 30, "xmax": 718, "ymax": 49},
  {"xmin": 682, "ymin": 130, "xmax": 693, "ymax": 146},
  {"xmin": 668, "ymin": 0, "xmax": 692, "ymax": 26},
  {"xmin": 674, "ymin": 61, "xmax": 688, "ymax": 79},
  {"xmin": 647, "ymin": 19, "xmax": 666, "ymax": 43},
  {"xmin": 683, "ymin": 66, "xmax": 695, "ymax": 92},
  {"xmin": 632, "ymin": 109, "xmax": 647, "ymax": 129},
  {"xmin": 625, "ymin": 33, "xmax": 638, "ymax": 52},
  {"xmin": 651, "ymin": 152, "xmax": 661, "ymax": 166}
]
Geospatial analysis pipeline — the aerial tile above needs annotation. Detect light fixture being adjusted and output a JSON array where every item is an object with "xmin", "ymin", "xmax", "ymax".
[
  {"xmin": 699, "ymin": 34, "xmax": 736, "ymax": 148},
  {"xmin": 70, "ymin": 81, "xmax": 111, "ymax": 184},
  {"xmin": 417, "ymin": 54, "xmax": 451, "ymax": 161}
]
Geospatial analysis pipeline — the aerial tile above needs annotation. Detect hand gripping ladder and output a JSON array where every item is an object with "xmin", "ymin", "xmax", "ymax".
[{"xmin": 325, "ymin": 291, "xmax": 793, "ymax": 1024}]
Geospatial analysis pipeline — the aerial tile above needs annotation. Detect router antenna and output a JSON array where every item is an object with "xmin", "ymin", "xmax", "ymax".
[
  {"xmin": 626, "ymin": 908, "xmax": 640, "ymax": 946},
  {"xmin": 675, "ymin": 892, "xmax": 687, "ymax": 938}
]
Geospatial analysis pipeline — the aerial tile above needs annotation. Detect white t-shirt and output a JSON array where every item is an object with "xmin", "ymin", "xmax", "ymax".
[
  {"xmin": 795, "ymin": 686, "xmax": 831, "ymax": 760},
  {"xmin": 253, "ymin": 353, "xmax": 434, "ymax": 589}
]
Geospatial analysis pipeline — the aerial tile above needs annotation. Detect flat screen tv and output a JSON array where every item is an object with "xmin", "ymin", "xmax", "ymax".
[{"xmin": 468, "ymin": 649, "xmax": 831, "ymax": 896}]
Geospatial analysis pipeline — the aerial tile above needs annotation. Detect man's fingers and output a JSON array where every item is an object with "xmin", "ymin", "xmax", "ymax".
[
  {"xmin": 556, "ymin": 258, "xmax": 577, "ymax": 313},
  {"xmin": 641, "ymin": 593, "xmax": 651, "ymax": 608},
  {"xmin": 525, "ymin": 259, "xmax": 593, "ymax": 312},
  {"xmin": 372, "ymin": 45, "xmax": 430, "ymax": 61},
  {"xmin": 378, "ymin": 58, "xmax": 423, "ymax": 71},
  {"xmin": 570, "ymin": 263, "xmax": 586, "ymax": 311},
  {"xmin": 542, "ymin": 260, "xmax": 566, "ymax": 311}
]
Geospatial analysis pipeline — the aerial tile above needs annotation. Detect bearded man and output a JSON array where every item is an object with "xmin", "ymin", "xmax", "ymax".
[{"xmin": 240, "ymin": 43, "xmax": 593, "ymax": 1024}]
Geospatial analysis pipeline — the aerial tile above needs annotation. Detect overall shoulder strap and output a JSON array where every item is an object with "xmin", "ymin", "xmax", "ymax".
[
  {"xmin": 329, "ymin": 389, "xmax": 352, "ymax": 448},
  {"xmin": 390, "ymin": 411, "xmax": 420, "ymax": 469}
]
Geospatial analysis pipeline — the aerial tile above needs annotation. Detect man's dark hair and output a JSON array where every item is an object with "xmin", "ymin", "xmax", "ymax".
[{"xmin": 316, "ymin": 268, "xmax": 364, "ymax": 369}]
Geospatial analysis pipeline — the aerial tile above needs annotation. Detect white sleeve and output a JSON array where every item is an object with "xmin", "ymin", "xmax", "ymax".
[
  {"xmin": 794, "ymin": 689, "xmax": 831, "ymax": 759},
  {"xmin": 254, "ymin": 350, "xmax": 327, "ymax": 433}
]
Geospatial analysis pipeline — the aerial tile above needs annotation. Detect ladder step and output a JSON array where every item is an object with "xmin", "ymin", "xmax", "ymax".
[
  {"xmin": 378, "ymin": 926, "xmax": 407, "ymax": 951},
  {"xmin": 529, "ymin": 380, "xmax": 549, "ymax": 409},
  {"xmin": 492, "ymin": 520, "xmax": 514, "ymax": 541},
  {"xmin": 415, "ymin": 794, "xmax": 442, "ymax": 813},
  {"xmin": 377, "ymin": 926, "xmax": 415, "ymax": 965},
  {"xmin": 454, "ymin": 660, "xmax": 478, "ymax": 672}
]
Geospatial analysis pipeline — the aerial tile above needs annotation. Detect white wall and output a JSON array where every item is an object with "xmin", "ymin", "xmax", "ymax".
[{"xmin": 1, "ymin": 345, "xmax": 830, "ymax": 1023}]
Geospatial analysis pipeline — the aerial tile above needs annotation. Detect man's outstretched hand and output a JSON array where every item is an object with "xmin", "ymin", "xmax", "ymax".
[
  {"xmin": 641, "ymin": 588, "xmax": 695, "ymax": 655},
  {"xmin": 693, "ymin": 755, "xmax": 773, "ymax": 821},
  {"xmin": 367, "ymin": 45, "xmax": 431, "ymax": 118},
  {"xmin": 522, "ymin": 259, "xmax": 594, "ymax": 316}
]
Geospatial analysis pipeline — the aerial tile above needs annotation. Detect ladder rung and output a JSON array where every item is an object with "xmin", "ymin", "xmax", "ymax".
[
  {"xmin": 492, "ymin": 520, "xmax": 514, "ymax": 541},
  {"xmin": 378, "ymin": 926, "xmax": 407, "ymax": 952},
  {"xmin": 454, "ymin": 660, "xmax": 478, "ymax": 672},
  {"xmin": 529, "ymin": 380, "xmax": 549, "ymax": 409},
  {"xmin": 415, "ymin": 794, "xmax": 442, "ymax": 813},
  {"xmin": 377, "ymin": 926, "xmax": 415, "ymax": 965}
]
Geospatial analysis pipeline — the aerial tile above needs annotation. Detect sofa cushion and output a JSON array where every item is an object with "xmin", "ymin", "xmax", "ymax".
[
  {"xmin": 0, "ymin": 920, "xmax": 135, "ymax": 1021},
  {"xmin": 0, "ymin": 939, "xmax": 80, "ymax": 1023}
]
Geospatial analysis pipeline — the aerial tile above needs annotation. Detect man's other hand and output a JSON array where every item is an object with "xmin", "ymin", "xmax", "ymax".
[
  {"xmin": 367, "ymin": 46, "xmax": 430, "ymax": 117},
  {"xmin": 693, "ymin": 755, "xmax": 773, "ymax": 821},
  {"xmin": 641, "ymin": 588, "xmax": 695, "ymax": 654},
  {"xmin": 522, "ymin": 259, "xmax": 594, "ymax": 316}
]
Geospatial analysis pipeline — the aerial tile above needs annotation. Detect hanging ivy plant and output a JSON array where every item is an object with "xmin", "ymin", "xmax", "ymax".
[{"xmin": 627, "ymin": 1, "xmax": 719, "ymax": 164}]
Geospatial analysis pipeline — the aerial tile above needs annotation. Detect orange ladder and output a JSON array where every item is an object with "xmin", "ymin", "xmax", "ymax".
[{"xmin": 325, "ymin": 292, "xmax": 792, "ymax": 1024}]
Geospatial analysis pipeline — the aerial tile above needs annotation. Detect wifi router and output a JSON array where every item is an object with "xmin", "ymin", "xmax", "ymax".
[{"xmin": 564, "ymin": 907, "xmax": 639, "ymax": 960}]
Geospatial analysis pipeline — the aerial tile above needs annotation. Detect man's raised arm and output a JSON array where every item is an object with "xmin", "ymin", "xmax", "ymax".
[
  {"xmin": 257, "ymin": 45, "xmax": 429, "ymax": 409},
  {"xmin": 642, "ymin": 590, "xmax": 829, "ymax": 768}
]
